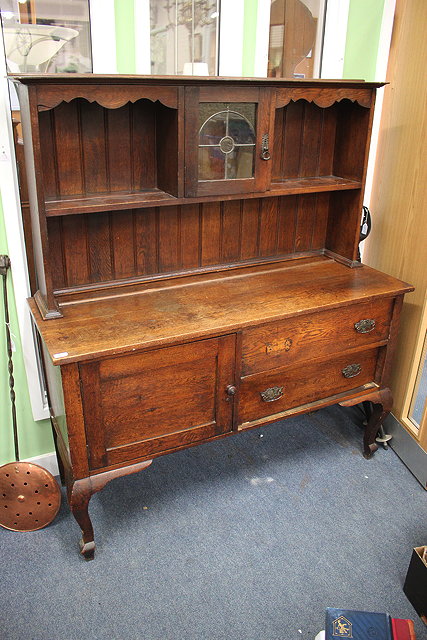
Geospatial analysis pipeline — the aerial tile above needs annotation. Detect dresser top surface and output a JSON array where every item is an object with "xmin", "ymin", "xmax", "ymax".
[
  {"xmin": 29, "ymin": 257, "xmax": 413, "ymax": 366},
  {"xmin": 9, "ymin": 73, "xmax": 385, "ymax": 89}
]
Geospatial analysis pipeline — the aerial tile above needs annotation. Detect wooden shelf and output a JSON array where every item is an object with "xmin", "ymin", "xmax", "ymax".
[
  {"xmin": 44, "ymin": 176, "xmax": 361, "ymax": 217},
  {"xmin": 45, "ymin": 189, "xmax": 177, "ymax": 216},
  {"xmin": 270, "ymin": 176, "xmax": 362, "ymax": 195}
]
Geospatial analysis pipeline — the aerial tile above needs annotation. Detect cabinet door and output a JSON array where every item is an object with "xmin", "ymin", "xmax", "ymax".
[
  {"xmin": 185, "ymin": 86, "xmax": 273, "ymax": 197},
  {"xmin": 80, "ymin": 335, "xmax": 236, "ymax": 470}
]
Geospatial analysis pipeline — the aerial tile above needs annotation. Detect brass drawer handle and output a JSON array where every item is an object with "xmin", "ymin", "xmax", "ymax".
[
  {"xmin": 354, "ymin": 319, "xmax": 376, "ymax": 333},
  {"xmin": 260, "ymin": 386, "xmax": 283, "ymax": 402},
  {"xmin": 342, "ymin": 364, "xmax": 362, "ymax": 378}
]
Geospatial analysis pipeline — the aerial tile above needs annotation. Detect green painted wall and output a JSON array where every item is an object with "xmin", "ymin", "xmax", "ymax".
[
  {"xmin": 343, "ymin": 0, "xmax": 386, "ymax": 81},
  {"xmin": 0, "ymin": 197, "xmax": 53, "ymax": 466},
  {"xmin": 114, "ymin": 0, "xmax": 136, "ymax": 73},
  {"xmin": 242, "ymin": 0, "xmax": 259, "ymax": 77}
]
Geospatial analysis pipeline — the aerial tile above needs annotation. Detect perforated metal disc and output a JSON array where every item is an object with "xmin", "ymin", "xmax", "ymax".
[{"xmin": 0, "ymin": 462, "xmax": 61, "ymax": 532}]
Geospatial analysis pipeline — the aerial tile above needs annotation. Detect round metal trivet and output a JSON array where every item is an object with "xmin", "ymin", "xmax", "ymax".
[{"xmin": 0, "ymin": 462, "xmax": 61, "ymax": 532}]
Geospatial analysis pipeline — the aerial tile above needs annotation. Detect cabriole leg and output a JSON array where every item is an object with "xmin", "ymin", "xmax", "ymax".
[
  {"xmin": 69, "ymin": 478, "xmax": 95, "ymax": 560},
  {"xmin": 68, "ymin": 460, "xmax": 153, "ymax": 560},
  {"xmin": 339, "ymin": 388, "xmax": 393, "ymax": 459}
]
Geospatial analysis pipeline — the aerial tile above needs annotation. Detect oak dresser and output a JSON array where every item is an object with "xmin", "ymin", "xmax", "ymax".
[{"xmin": 12, "ymin": 74, "xmax": 413, "ymax": 558}]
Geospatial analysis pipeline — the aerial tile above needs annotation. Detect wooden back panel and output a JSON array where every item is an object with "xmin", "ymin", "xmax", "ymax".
[
  {"xmin": 272, "ymin": 99, "xmax": 370, "ymax": 183},
  {"xmin": 47, "ymin": 194, "xmax": 330, "ymax": 292},
  {"xmin": 38, "ymin": 98, "xmax": 178, "ymax": 198}
]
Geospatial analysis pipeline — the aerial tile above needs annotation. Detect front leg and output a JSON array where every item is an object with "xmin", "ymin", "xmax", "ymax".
[
  {"xmin": 68, "ymin": 459, "xmax": 153, "ymax": 559},
  {"xmin": 69, "ymin": 478, "xmax": 95, "ymax": 560}
]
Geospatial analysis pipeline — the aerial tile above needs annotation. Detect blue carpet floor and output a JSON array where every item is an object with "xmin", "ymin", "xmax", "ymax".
[{"xmin": 1, "ymin": 405, "xmax": 426, "ymax": 640}]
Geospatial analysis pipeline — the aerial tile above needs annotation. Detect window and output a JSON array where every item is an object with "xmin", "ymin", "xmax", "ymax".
[
  {"xmin": 1, "ymin": 0, "xmax": 92, "ymax": 73},
  {"xmin": 150, "ymin": 0, "xmax": 219, "ymax": 75}
]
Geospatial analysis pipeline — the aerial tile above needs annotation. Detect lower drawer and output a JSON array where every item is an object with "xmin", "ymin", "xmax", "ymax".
[{"xmin": 238, "ymin": 348, "xmax": 380, "ymax": 425}]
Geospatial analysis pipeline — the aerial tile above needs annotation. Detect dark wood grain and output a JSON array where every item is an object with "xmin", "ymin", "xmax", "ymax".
[
  {"xmin": 240, "ymin": 199, "xmax": 260, "ymax": 260},
  {"xmin": 299, "ymin": 103, "xmax": 323, "ymax": 177},
  {"xmin": 42, "ymin": 175, "xmax": 362, "ymax": 218},
  {"xmin": 80, "ymin": 336, "xmax": 235, "ymax": 468},
  {"xmin": 60, "ymin": 363, "xmax": 90, "ymax": 479},
  {"xmin": 241, "ymin": 297, "xmax": 394, "ymax": 375},
  {"xmin": 110, "ymin": 211, "xmax": 135, "ymax": 279},
  {"xmin": 159, "ymin": 206, "xmax": 180, "ymax": 272},
  {"xmin": 275, "ymin": 87, "xmax": 373, "ymax": 109},
  {"xmin": 135, "ymin": 207, "xmax": 158, "ymax": 275},
  {"xmin": 30, "ymin": 258, "xmax": 413, "ymax": 366},
  {"xmin": 258, "ymin": 197, "xmax": 278, "ymax": 257},
  {"xmin": 87, "ymin": 212, "xmax": 113, "ymax": 282},
  {"xmin": 47, "ymin": 217, "xmax": 66, "ymax": 289},
  {"xmin": 80, "ymin": 101, "xmax": 108, "ymax": 193},
  {"xmin": 54, "ymin": 101, "xmax": 84, "ymax": 196},
  {"xmin": 132, "ymin": 101, "xmax": 156, "ymax": 190},
  {"xmin": 35, "ymin": 83, "xmax": 179, "ymax": 111},
  {"xmin": 221, "ymin": 201, "xmax": 241, "ymax": 262},
  {"xmin": 334, "ymin": 101, "xmax": 371, "ymax": 181},
  {"xmin": 326, "ymin": 190, "xmax": 361, "ymax": 261},
  {"xmin": 46, "ymin": 195, "xmax": 336, "ymax": 293},
  {"xmin": 156, "ymin": 102, "xmax": 179, "ymax": 196},
  {"xmin": 311, "ymin": 193, "xmax": 330, "ymax": 250},
  {"xmin": 239, "ymin": 347, "xmax": 379, "ymax": 424},
  {"xmin": 62, "ymin": 215, "xmax": 89, "ymax": 286},
  {"xmin": 38, "ymin": 109, "xmax": 58, "ymax": 197},
  {"xmin": 180, "ymin": 204, "xmax": 200, "ymax": 269}
]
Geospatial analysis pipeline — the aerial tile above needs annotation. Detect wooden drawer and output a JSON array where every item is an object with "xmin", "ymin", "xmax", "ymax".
[
  {"xmin": 241, "ymin": 298, "xmax": 393, "ymax": 376},
  {"xmin": 238, "ymin": 347, "xmax": 380, "ymax": 425},
  {"xmin": 80, "ymin": 335, "xmax": 236, "ymax": 470}
]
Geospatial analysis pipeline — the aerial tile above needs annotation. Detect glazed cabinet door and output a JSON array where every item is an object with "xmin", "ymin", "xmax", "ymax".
[
  {"xmin": 80, "ymin": 335, "xmax": 236, "ymax": 470},
  {"xmin": 185, "ymin": 86, "xmax": 273, "ymax": 197}
]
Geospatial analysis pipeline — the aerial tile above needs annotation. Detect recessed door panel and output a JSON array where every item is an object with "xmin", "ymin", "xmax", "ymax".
[{"xmin": 80, "ymin": 335, "xmax": 236, "ymax": 469}]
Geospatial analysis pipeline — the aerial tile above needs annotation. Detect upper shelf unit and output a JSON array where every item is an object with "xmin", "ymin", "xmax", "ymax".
[
  {"xmin": 11, "ymin": 75, "xmax": 383, "ymax": 318},
  {"xmin": 13, "ymin": 75, "xmax": 381, "ymax": 215}
]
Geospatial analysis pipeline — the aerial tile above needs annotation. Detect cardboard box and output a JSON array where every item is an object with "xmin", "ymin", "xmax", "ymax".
[{"xmin": 403, "ymin": 546, "xmax": 427, "ymax": 622}]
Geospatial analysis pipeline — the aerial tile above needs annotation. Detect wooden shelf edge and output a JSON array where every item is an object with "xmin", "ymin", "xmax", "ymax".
[
  {"xmin": 270, "ymin": 176, "xmax": 362, "ymax": 194},
  {"xmin": 44, "ymin": 177, "xmax": 362, "ymax": 217}
]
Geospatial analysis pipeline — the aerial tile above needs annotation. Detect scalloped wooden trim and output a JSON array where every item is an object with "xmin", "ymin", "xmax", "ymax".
[
  {"xmin": 276, "ymin": 87, "xmax": 372, "ymax": 109},
  {"xmin": 37, "ymin": 84, "xmax": 178, "ymax": 112}
]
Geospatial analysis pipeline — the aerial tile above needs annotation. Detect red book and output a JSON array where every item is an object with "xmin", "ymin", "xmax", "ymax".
[{"xmin": 391, "ymin": 618, "xmax": 417, "ymax": 640}]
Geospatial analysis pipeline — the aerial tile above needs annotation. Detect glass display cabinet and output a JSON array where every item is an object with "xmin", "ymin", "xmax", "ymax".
[{"xmin": 185, "ymin": 87, "xmax": 273, "ymax": 196}]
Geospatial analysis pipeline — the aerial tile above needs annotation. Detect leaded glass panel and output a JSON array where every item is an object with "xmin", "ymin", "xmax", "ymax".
[{"xmin": 198, "ymin": 103, "xmax": 256, "ymax": 181}]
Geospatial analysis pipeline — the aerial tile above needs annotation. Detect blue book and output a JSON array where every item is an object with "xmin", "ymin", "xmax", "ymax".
[{"xmin": 325, "ymin": 608, "xmax": 393, "ymax": 640}]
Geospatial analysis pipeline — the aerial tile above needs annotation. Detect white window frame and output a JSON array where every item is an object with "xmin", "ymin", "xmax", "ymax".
[{"xmin": 320, "ymin": 0, "xmax": 350, "ymax": 78}]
